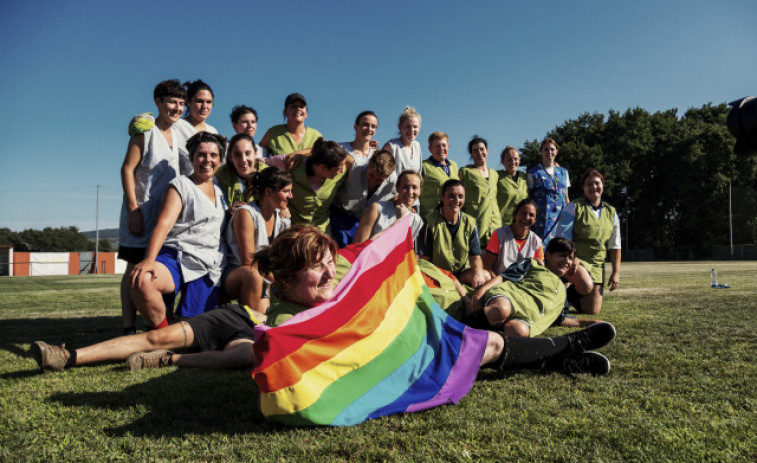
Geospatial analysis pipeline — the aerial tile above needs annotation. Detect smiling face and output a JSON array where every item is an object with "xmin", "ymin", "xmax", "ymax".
[
  {"xmin": 441, "ymin": 185, "xmax": 465, "ymax": 215},
  {"xmin": 286, "ymin": 251, "xmax": 336, "ymax": 307},
  {"xmin": 583, "ymin": 174, "xmax": 604, "ymax": 206},
  {"xmin": 155, "ymin": 96, "xmax": 185, "ymax": 124},
  {"xmin": 429, "ymin": 137, "xmax": 449, "ymax": 163},
  {"xmin": 399, "ymin": 116, "xmax": 420, "ymax": 143},
  {"xmin": 513, "ymin": 203, "xmax": 537, "ymax": 230},
  {"xmin": 188, "ymin": 89, "xmax": 213, "ymax": 123},
  {"xmin": 502, "ymin": 149, "xmax": 520, "ymax": 176},
  {"xmin": 264, "ymin": 183, "xmax": 293, "ymax": 210},
  {"xmin": 230, "ymin": 139, "xmax": 257, "ymax": 178},
  {"xmin": 232, "ymin": 112, "xmax": 258, "ymax": 137},
  {"xmin": 540, "ymin": 142, "xmax": 558, "ymax": 166},
  {"xmin": 355, "ymin": 114, "xmax": 378, "ymax": 143},
  {"xmin": 469, "ymin": 142, "xmax": 488, "ymax": 166},
  {"xmin": 397, "ymin": 173, "xmax": 422, "ymax": 207},
  {"xmin": 191, "ymin": 141, "xmax": 221, "ymax": 181},
  {"xmin": 544, "ymin": 250, "xmax": 574, "ymax": 278},
  {"xmin": 285, "ymin": 101, "xmax": 307, "ymax": 123}
]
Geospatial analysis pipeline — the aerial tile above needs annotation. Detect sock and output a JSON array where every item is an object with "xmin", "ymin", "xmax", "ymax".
[
  {"xmin": 65, "ymin": 350, "xmax": 77, "ymax": 369},
  {"xmin": 462, "ymin": 309, "xmax": 493, "ymax": 330},
  {"xmin": 154, "ymin": 317, "xmax": 168, "ymax": 330},
  {"xmin": 496, "ymin": 334, "xmax": 570, "ymax": 371},
  {"xmin": 122, "ymin": 326, "xmax": 136, "ymax": 336}
]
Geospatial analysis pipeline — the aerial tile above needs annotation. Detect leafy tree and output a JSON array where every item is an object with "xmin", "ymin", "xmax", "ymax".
[{"xmin": 518, "ymin": 103, "xmax": 755, "ymax": 252}]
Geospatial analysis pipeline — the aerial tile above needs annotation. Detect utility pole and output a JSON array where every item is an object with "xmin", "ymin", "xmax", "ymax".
[
  {"xmin": 729, "ymin": 181, "xmax": 734, "ymax": 259},
  {"xmin": 95, "ymin": 184, "xmax": 100, "ymax": 273}
]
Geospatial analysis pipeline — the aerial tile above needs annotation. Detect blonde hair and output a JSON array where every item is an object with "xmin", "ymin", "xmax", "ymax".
[
  {"xmin": 398, "ymin": 106, "xmax": 421, "ymax": 126},
  {"xmin": 428, "ymin": 131, "xmax": 449, "ymax": 146}
]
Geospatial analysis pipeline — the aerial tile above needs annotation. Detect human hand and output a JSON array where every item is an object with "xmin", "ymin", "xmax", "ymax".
[
  {"xmin": 470, "ymin": 269, "xmax": 488, "ymax": 289},
  {"xmin": 279, "ymin": 207, "xmax": 291, "ymax": 219},
  {"xmin": 130, "ymin": 259, "xmax": 157, "ymax": 287},
  {"xmin": 608, "ymin": 272, "xmax": 620, "ymax": 291}
]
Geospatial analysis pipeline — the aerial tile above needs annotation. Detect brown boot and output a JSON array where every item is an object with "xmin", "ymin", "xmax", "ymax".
[
  {"xmin": 126, "ymin": 349, "xmax": 174, "ymax": 371},
  {"xmin": 31, "ymin": 341, "xmax": 71, "ymax": 373}
]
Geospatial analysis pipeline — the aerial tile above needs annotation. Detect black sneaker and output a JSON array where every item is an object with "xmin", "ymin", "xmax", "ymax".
[
  {"xmin": 547, "ymin": 352, "xmax": 611, "ymax": 377},
  {"xmin": 563, "ymin": 321, "xmax": 616, "ymax": 354}
]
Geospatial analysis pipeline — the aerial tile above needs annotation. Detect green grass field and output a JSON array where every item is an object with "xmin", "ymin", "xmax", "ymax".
[{"xmin": 1, "ymin": 262, "xmax": 755, "ymax": 462}]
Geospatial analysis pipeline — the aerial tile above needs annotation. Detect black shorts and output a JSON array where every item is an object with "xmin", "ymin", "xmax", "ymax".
[
  {"xmin": 117, "ymin": 246, "xmax": 146, "ymax": 264},
  {"xmin": 566, "ymin": 283, "xmax": 604, "ymax": 309},
  {"xmin": 185, "ymin": 303, "xmax": 258, "ymax": 351}
]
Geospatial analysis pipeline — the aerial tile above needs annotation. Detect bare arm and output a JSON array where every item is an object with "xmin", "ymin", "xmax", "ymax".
[
  {"xmin": 468, "ymin": 255, "xmax": 488, "ymax": 288},
  {"xmin": 354, "ymin": 202, "xmax": 380, "ymax": 243},
  {"xmin": 259, "ymin": 131, "xmax": 270, "ymax": 150},
  {"xmin": 482, "ymin": 250, "xmax": 498, "ymax": 278},
  {"xmin": 121, "ymin": 134, "xmax": 145, "ymax": 236},
  {"xmin": 469, "ymin": 274, "xmax": 503, "ymax": 314},
  {"xmin": 232, "ymin": 209, "xmax": 257, "ymax": 266},
  {"xmin": 608, "ymin": 248, "xmax": 621, "ymax": 291},
  {"xmin": 130, "ymin": 187, "xmax": 182, "ymax": 287},
  {"xmin": 563, "ymin": 261, "xmax": 594, "ymax": 296}
]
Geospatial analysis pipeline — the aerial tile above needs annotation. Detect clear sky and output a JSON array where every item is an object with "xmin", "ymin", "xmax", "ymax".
[{"xmin": 1, "ymin": 0, "xmax": 755, "ymax": 232}]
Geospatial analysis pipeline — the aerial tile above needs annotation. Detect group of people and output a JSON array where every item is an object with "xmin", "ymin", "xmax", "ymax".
[{"xmin": 32, "ymin": 79, "xmax": 623, "ymax": 403}]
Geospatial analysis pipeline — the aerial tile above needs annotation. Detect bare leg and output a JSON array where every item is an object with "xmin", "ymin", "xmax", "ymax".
[
  {"xmin": 503, "ymin": 319, "xmax": 530, "ymax": 337},
  {"xmin": 483, "ymin": 297, "xmax": 512, "ymax": 326},
  {"xmin": 74, "ymin": 322, "xmax": 195, "ymax": 366},
  {"xmin": 579, "ymin": 284, "xmax": 603, "ymax": 315},
  {"xmin": 560, "ymin": 317, "xmax": 600, "ymax": 328},
  {"xmin": 121, "ymin": 263, "xmax": 136, "ymax": 331},
  {"xmin": 223, "ymin": 264, "xmax": 266, "ymax": 313},
  {"xmin": 172, "ymin": 339, "xmax": 255, "ymax": 369},
  {"xmin": 480, "ymin": 331, "xmax": 504, "ymax": 366},
  {"xmin": 130, "ymin": 262, "xmax": 175, "ymax": 327}
]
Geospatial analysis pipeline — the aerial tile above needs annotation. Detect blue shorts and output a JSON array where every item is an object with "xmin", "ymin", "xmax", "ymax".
[
  {"xmin": 156, "ymin": 247, "xmax": 219, "ymax": 318},
  {"xmin": 329, "ymin": 206, "xmax": 359, "ymax": 248}
]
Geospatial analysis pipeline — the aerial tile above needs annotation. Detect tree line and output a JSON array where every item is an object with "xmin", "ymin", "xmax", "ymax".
[
  {"xmin": 520, "ymin": 103, "xmax": 757, "ymax": 252},
  {"xmin": 0, "ymin": 227, "xmax": 112, "ymax": 252}
]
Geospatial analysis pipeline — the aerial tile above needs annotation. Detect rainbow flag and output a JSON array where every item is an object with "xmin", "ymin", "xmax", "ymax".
[{"xmin": 251, "ymin": 216, "xmax": 489, "ymax": 426}]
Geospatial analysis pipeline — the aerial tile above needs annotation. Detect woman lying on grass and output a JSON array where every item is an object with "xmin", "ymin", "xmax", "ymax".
[{"xmin": 32, "ymin": 222, "xmax": 616, "ymax": 397}]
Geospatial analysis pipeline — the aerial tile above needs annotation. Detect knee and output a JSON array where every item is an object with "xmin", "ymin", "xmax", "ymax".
[
  {"xmin": 144, "ymin": 328, "xmax": 173, "ymax": 348},
  {"xmin": 485, "ymin": 301, "xmax": 511, "ymax": 325},
  {"xmin": 504, "ymin": 320, "xmax": 530, "ymax": 337},
  {"xmin": 483, "ymin": 331, "xmax": 504, "ymax": 365},
  {"xmin": 580, "ymin": 297, "xmax": 602, "ymax": 315}
]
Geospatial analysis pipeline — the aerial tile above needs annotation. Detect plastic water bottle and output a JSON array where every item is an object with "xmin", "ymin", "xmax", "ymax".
[{"xmin": 711, "ymin": 268, "xmax": 718, "ymax": 288}]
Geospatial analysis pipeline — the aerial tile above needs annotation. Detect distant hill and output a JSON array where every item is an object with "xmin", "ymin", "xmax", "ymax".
[{"xmin": 81, "ymin": 228, "xmax": 119, "ymax": 240}]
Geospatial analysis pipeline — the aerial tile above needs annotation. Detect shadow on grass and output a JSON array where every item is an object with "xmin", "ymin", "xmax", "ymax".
[
  {"xmin": 1, "ymin": 316, "xmax": 302, "ymax": 435},
  {"xmin": 0, "ymin": 316, "xmax": 149, "ymax": 359},
  {"xmin": 48, "ymin": 367, "xmax": 288, "ymax": 436}
]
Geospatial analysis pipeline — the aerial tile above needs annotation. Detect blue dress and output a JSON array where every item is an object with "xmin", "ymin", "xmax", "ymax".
[{"xmin": 528, "ymin": 164, "xmax": 569, "ymax": 243}]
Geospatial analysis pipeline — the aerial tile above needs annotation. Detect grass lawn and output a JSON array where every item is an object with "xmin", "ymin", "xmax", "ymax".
[{"xmin": 1, "ymin": 262, "xmax": 755, "ymax": 462}]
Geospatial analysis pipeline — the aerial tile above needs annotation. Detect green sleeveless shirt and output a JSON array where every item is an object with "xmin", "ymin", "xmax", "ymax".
[
  {"xmin": 265, "ymin": 125, "xmax": 323, "ymax": 156},
  {"xmin": 496, "ymin": 170, "xmax": 529, "ymax": 225},
  {"xmin": 573, "ymin": 198, "xmax": 616, "ymax": 283},
  {"xmin": 419, "ymin": 159, "xmax": 459, "ymax": 220},
  {"xmin": 484, "ymin": 259, "xmax": 565, "ymax": 337},
  {"xmin": 425, "ymin": 209, "xmax": 477, "ymax": 275},
  {"xmin": 214, "ymin": 162, "xmax": 268, "ymax": 206},
  {"xmin": 460, "ymin": 166, "xmax": 501, "ymax": 246},
  {"xmin": 289, "ymin": 161, "xmax": 346, "ymax": 231}
]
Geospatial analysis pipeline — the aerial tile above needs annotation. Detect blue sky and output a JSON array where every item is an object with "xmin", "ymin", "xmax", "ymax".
[{"xmin": 1, "ymin": 0, "xmax": 755, "ymax": 232}]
